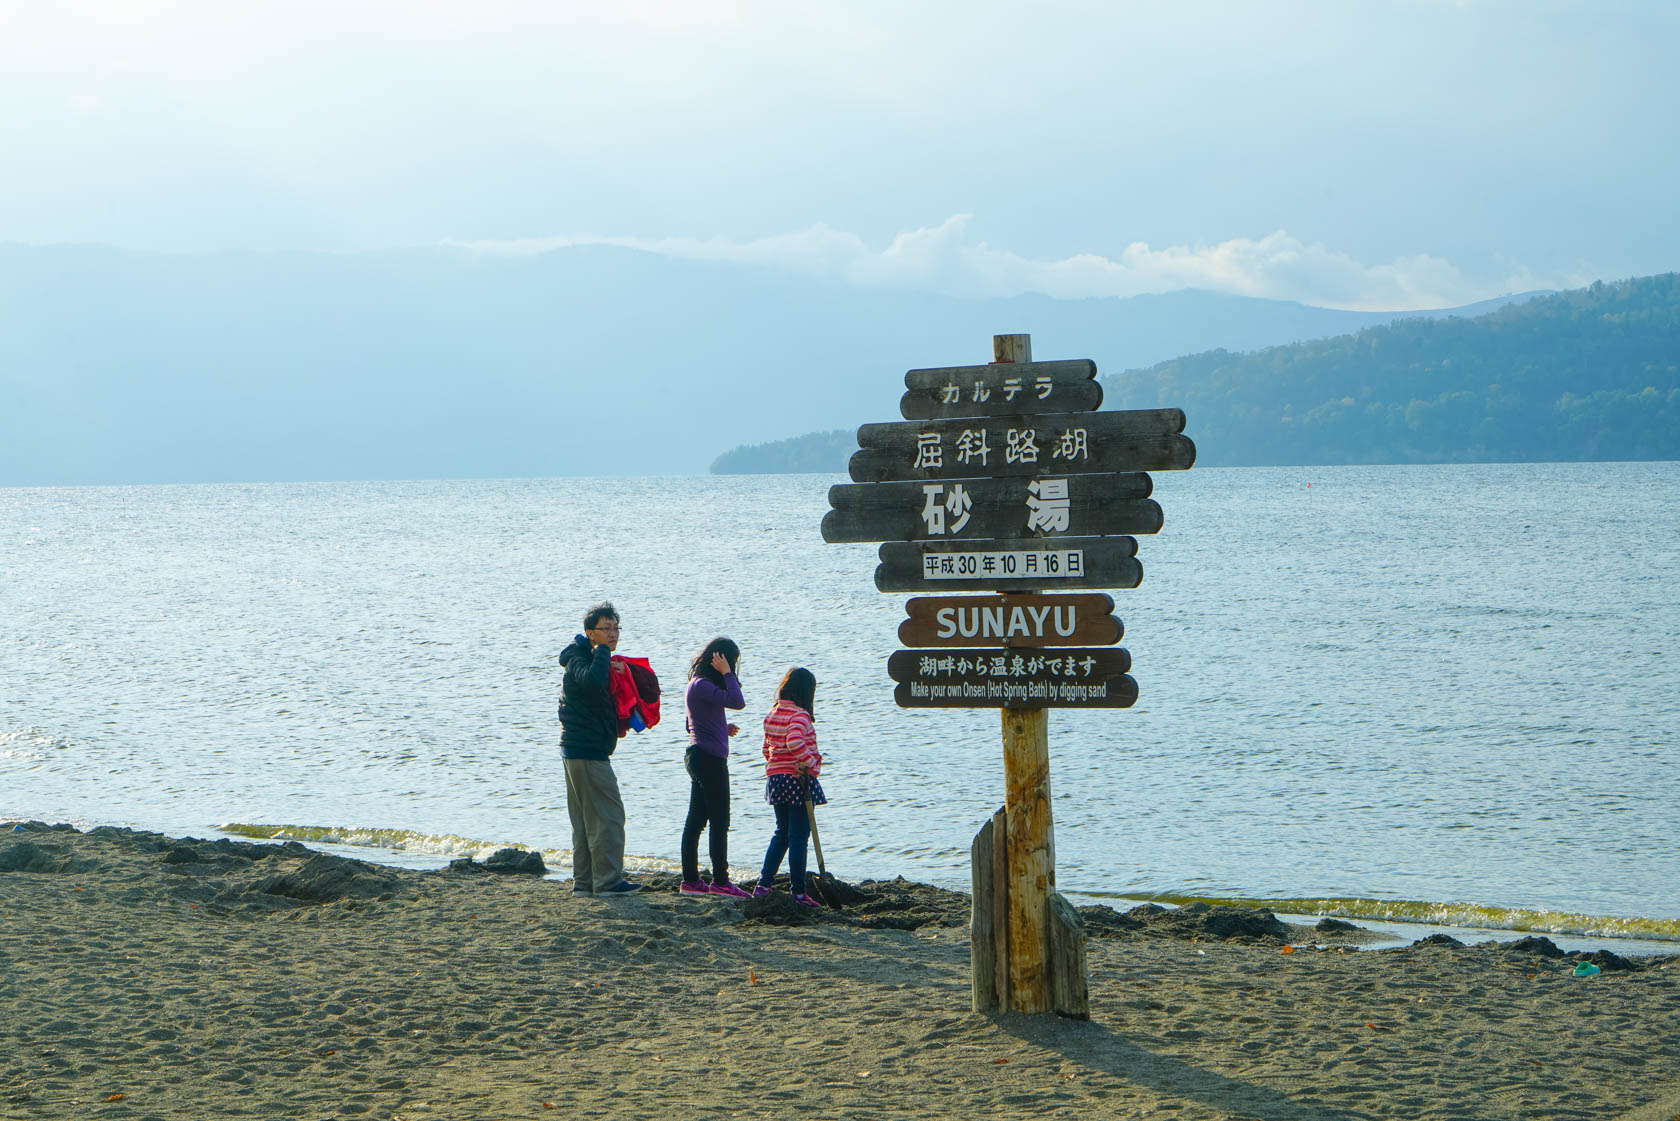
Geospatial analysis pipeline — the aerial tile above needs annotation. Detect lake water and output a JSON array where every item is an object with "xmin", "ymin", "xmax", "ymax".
[{"xmin": 4, "ymin": 462, "xmax": 1677, "ymax": 950}]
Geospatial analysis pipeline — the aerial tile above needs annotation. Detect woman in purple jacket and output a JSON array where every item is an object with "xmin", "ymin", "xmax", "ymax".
[{"xmin": 679, "ymin": 637, "xmax": 751, "ymax": 897}]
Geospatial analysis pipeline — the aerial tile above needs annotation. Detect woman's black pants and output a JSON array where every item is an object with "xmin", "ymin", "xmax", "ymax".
[{"xmin": 680, "ymin": 747, "xmax": 731, "ymax": 884}]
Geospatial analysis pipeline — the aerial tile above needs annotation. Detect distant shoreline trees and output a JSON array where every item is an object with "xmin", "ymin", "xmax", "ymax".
[
  {"xmin": 713, "ymin": 274, "xmax": 1680, "ymax": 472},
  {"xmin": 710, "ymin": 429, "xmax": 857, "ymax": 474}
]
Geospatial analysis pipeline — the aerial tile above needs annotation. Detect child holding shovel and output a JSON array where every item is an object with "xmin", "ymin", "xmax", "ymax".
[{"xmin": 753, "ymin": 667, "xmax": 825, "ymax": 909}]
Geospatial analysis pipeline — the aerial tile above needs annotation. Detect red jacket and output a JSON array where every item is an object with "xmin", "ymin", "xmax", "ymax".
[{"xmin": 608, "ymin": 656, "xmax": 661, "ymax": 736}]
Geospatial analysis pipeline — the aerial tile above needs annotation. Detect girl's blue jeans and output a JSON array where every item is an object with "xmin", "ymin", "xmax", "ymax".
[{"xmin": 759, "ymin": 802, "xmax": 810, "ymax": 894}]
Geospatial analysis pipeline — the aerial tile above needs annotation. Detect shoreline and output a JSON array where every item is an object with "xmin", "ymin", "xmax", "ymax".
[
  {"xmin": 18, "ymin": 813, "xmax": 1680, "ymax": 956},
  {"xmin": 5, "ymin": 822, "xmax": 1679, "ymax": 1120},
  {"xmin": 212, "ymin": 821, "xmax": 1680, "ymax": 958}
]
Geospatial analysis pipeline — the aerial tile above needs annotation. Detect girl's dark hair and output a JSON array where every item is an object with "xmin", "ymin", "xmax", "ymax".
[
  {"xmin": 689, "ymin": 637, "xmax": 741, "ymax": 686},
  {"xmin": 776, "ymin": 666, "xmax": 816, "ymax": 719}
]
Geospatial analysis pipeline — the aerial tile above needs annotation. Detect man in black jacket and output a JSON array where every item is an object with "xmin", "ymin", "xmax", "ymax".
[{"xmin": 557, "ymin": 601, "xmax": 640, "ymax": 895}]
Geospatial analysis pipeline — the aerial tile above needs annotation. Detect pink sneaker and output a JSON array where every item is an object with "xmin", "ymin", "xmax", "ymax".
[
  {"xmin": 751, "ymin": 883, "xmax": 773, "ymax": 899},
  {"xmin": 792, "ymin": 893, "xmax": 821, "ymax": 909},
  {"xmin": 679, "ymin": 880, "xmax": 710, "ymax": 895},
  {"xmin": 709, "ymin": 881, "xmax": 751, "ymax": 899}
]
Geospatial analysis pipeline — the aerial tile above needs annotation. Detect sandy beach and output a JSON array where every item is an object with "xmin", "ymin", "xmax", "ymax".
[{"xmin": 3, "ymin": 823, "xmax": 1678, "ymax": 1121}]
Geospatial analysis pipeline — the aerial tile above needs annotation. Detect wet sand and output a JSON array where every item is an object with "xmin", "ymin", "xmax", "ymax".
[{"xmin": 4, "ymin": 823, "xmax": 1678, "ymax": 1120}]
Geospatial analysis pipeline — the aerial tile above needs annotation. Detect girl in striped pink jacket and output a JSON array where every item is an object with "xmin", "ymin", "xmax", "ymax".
[{"xmin": 753, "ymin": 667, "xmax": 826, "ymax": 908}]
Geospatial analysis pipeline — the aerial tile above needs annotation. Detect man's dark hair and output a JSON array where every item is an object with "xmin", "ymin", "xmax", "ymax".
[
  {"xmin": 776, "ymin": 666, "xmax": 816, "ymax": 720},
  {"xmin": 583, "ymin": 601, "xmax": 619, "ymax": 632}
]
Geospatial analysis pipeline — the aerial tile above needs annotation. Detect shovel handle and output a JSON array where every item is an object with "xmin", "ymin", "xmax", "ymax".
[{"xmin": 801, "ymin": 778, "xmax": 827, "ymax": 879}]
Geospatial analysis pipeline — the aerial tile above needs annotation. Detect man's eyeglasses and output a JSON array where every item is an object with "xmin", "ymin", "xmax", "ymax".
[{"xmin": 589, "ymin": 623, "xmax": 621, "ymax": 635}]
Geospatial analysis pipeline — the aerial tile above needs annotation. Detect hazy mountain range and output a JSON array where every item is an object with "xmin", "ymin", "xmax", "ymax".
[
  {"xmin": 718, "ymin": 274, "xmax": 1679, "ymax": 472},
  {"xmin": 2, "ymin": 242, "xmax": 1537, "ymax": 486}
]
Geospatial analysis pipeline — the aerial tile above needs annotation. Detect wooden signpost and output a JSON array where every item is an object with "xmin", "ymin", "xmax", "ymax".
[{"xmin": 822, "ymin": 333, "xmax": 1194, "ymax": 1017}]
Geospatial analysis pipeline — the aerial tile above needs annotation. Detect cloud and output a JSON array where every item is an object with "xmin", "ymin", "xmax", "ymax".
[{"xmin": 455, "ymin": 218, "xmax": 1530, "ymax": 312}]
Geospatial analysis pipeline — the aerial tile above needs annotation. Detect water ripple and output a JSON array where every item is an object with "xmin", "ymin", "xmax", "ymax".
[{"xmin": 2, "ymin": 462, "xmax": 1678, "ymax": 927}]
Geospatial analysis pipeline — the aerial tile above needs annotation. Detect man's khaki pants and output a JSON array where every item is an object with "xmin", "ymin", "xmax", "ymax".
[{"xmin": 563, "ymin": 756, "xmax": 627, "ymax": 893}]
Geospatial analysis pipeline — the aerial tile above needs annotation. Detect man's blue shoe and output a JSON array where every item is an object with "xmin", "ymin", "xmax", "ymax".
[{"xmin": 598, "ymin": 881, "xmax": 642, "ymax": 895}]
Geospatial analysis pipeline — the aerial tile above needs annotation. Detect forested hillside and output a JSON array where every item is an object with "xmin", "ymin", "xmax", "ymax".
[
  {"xmin": 710, "ymin": 430, "xmax": 857, "ymax": 475},
  {"xmin": 713, "ymin": 274, "xmax": 1678, "ymax": 472},
  {"xmin": 1103, "ymin": 274, "xmax": 1679, "ymax": 465}
]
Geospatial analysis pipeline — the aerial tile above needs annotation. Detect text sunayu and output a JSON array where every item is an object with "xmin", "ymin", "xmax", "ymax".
[{"xmin": 934, "ymin": 605, "xmax": 1077, "ymax": 640}]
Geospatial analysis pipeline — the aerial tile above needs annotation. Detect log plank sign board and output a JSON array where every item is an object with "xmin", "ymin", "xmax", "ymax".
[
  {"xmin": 847, "ymin": 408, "xmax": 1193, "ymax": 482},
  {"xmin": 899, "ymin": 593, "xmax": 1121, "ymax": 647},
  {"xmin": 888, "ymin": 647, "xmax": 1137, "ymax": 710},
  {"xmin": 875, "ymin": 536, "xmax": 1142, "ymax": 593},
  {"xmin": 822, "ymin": 474, "xmax": 1161, "ymax": 544},
  {"xmin": 900, "ymin": 358, "xmax": 1102, "ymax": 420},
  {"xmin": 821, "ymin": 333, "xmax": 1194, "ymax": 1017}
]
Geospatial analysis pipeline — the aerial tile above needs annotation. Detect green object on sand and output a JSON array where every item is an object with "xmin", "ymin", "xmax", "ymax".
[{"xmin": 1573, "ymin": 962, "xmax": 1601, "ymax": 977}]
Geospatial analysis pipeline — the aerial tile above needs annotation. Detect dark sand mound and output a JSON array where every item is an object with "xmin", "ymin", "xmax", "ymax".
[
  {"xmin": 1078, "ymin": 901, "xmax": 1292, "ymax": 944},
  {"xmin": 447, "ymin": 847, "xmax": 547, "ymax": 875},
  {"xmin": 256, "ymin": 852, "xmax": 406, "ymax": 903},
  {"xmin": 0, "ymin": 840, "xmax": 89, "ymax": 874}
]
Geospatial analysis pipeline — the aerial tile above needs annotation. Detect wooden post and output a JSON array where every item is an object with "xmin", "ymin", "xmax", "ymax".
[
  {"xmin": 1048, "ymin": 892, "xmax": 1090, "ymax": 1019},
  {"xmin": 992, "ymin": 333, "xmax": 1032, "ymax": 366},
  {"xmin": 962, "ymin": 332, "xmax": 1090, "ymax": 1017},
  {"xmin": 970, "ymin": 815, "xmax": 997, "ymax": 1012},
  {"xmin": 969, "ymin": 806, "xmax": 1012, "ymax": 1012},
  {"xmin": 1001, "ymin": 705, "xmax": 1053, "ymax": 1012},
  {"xmin": 992, "ymin": 332, "xmax": 1057, "ymax": 1015},
  {"xmin": 990, "ymin": 806, "xmax": 1009, "ymax": 1008}
]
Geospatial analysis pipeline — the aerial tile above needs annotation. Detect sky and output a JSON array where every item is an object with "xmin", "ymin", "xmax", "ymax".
[{"xmin": 2, "ymin": 0, "xmax": 1676, "ymax": 310}]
